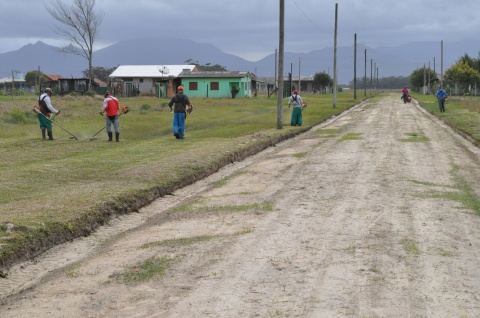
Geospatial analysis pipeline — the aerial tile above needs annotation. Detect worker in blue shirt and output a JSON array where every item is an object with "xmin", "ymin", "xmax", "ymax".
[{"xmin": 435, "ymin": 86, "xmax": 448, "ymax": 113}]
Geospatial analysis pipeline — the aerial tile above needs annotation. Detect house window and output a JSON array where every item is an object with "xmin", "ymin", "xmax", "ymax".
[
  {"xmin": 139, "ymin": 78, "xmax": 144, "ymax": 83},
  {"xmin": 189, "ymin": 82, "xmax": 198, "ymax": 90},
  {"xmin": 210, "ymin": 82, "xmax": 219, "ymax": 90}
]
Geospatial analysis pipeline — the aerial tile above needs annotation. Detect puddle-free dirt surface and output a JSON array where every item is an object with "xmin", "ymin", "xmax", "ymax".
[{"xmin": 1, "ymin": 94, "xmax": 480, "ymax": 317}]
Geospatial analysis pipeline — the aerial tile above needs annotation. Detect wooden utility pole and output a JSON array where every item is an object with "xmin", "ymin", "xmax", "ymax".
[
  {"xmin": 440, "ymin": 40, "xmax": 444, "ymax": 87},
  {"xmin": 333, "ymin": 3, "xmax": 338, "ymax": 108},
  {"xmin": 354, "ymin": 33, "xmax": 357, "ymax": 100},
  {"xmin": 364, "ymin": 49, "xmax": 367, "ymax": 97},
  {"xmin": 277, "ymin": 0, "xmax": 285, "ymax": 129},
  {"xmin": 298, "ymin": 57, "xmax": 301, "ymax": 93}
]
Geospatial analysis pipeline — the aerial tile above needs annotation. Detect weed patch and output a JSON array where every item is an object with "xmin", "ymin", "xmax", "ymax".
[
  {"xmin": 402, "ymin": 239, "xmax": 420, "ymax": 255},
  {"xmin": 142, "ymin": 234, "xmax": 220, "ymax": 249},
  {"xmin": 399, "ymin": 132, "xmax": 429, "ymax": 142},
  {"xmin": 412, "ymin": 164, "xmax": 480, "ymax": 215},
  {"xmin": 337, "ymin": 132, "xmax": 362, "ymax": 142},
  {"xmin": 115, "ymin": 256, "xmax": 174, "ymax": 284}
]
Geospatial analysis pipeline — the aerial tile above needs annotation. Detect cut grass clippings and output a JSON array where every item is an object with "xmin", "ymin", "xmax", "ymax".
[{"xmin": 0, "ymin": 92, "xmax": 361, "ymax": 272}]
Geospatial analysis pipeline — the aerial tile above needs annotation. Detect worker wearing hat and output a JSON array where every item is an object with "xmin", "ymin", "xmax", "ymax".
[
  {"xmin": 288, "ymin": 89, "xmax": 304, "ymax": 126},
  {"xmin": 37, "ymin": 87, "xmax": 61, "ymax": 140},
  {"xmin": 168, "ymin": 85, "xmax": 192, "ymax": 139},
  {"xmin": 100, "ymin": 91, "xmax": 121, "ymax": 141}
]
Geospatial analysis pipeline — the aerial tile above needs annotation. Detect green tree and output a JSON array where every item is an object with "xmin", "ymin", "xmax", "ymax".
[
  {"xmin": 82, "ymin": 66, "xmax": 116, "ymax": 83},
  {"xmin": 444, "ymin": 61, "xmax": 480, "ymax": 94},
  {"xmin": 25, "ymin": 70, "xmax": 45, "ymax": 88},
  {"xmin": 314, "ymin": 72, "xmax": 332, "ymax": 93},
  {"xmin": 409, "ymin": 67, "xmax": 437, "ymax": 92}
]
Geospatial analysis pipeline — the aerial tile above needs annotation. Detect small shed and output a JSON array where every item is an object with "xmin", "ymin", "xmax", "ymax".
[{"xmin": 178, "ymin": 70, "xmax": 253, "ymax": 98}]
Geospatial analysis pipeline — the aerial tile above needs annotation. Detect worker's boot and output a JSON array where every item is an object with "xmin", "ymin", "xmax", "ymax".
[
  {"xmin": 107, "ymin": 132, "xmax": 113, "ymax": 141},
  {"xmin": 41, "ymin": 129, "xmax": 46, "ymax": 141},
  {"xmin": 47, "ymin": 130, "xmax": 54, "ymax": 141},
  {"xmin": 115, "ymin": 132, "xmax": 120, "ymax": 142}
]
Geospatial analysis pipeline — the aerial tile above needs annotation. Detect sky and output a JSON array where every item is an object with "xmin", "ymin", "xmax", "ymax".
[{"xmin": 1, "ymin": 0, "xmax": 479, "ymax": 62}]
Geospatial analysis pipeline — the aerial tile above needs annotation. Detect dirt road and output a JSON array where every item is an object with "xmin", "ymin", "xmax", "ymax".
[{"xmin": 1, "ymin": 94, "xmax": 480, "ymax": 317}]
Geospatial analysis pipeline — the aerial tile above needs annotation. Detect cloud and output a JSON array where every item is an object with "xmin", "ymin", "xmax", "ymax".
[{"xmin": 1, "ymin": 0, "xmax": 480, "ymax": 61}]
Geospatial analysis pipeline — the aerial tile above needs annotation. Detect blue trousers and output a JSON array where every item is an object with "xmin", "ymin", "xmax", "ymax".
[
  {"xmin": 106, "ymin": 116, "xmax": 119, "ymax": 133},
  {"xmin": 173, "ymin": 112, "xmax": 186, "ymax": 138}
]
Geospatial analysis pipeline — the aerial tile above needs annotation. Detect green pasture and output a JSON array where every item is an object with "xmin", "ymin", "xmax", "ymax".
[{"xmin": 0, "ymin": 92, "xmax": 359, "ymax": 267}]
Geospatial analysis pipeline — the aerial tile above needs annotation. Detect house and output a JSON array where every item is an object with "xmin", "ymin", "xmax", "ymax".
[
  {"xmin": 42, "ymin": 74, "xmax": 63, "ymax": 92},
  {"xmin": 0, "ymin": 75, "xmax": 27, "ymax": 92},
  {"xmin": 108, "ymin": 65, "xmax": 198, "ymax": 97},
  {"xmin": 256, "ymin": 76, "xmax": 319, "ymax": 95},
  {"xmin": 178, "ymin": 70, "xmax": 253, "ymax": 98}
]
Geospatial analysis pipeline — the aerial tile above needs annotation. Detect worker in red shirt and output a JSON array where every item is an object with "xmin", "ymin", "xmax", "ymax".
[{"xmin": 99, "ymin": 91, "xmax": 121, "ymax": 141}]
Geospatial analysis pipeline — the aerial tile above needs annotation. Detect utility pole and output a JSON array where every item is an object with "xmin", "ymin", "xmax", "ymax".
[
  {"xmin": 274, "ymin": 49, "xmax": 278, "ymax": 89},
  {"xmin": 423, "ymin": 63, "xmax": 426, "ymax": 94},
  {"xmin": 370, "ymin": 58, "xmax": 374, "ymax": 95},
  {"xmin": 353, "ymin": 33, "xmax": 357, "ymax": 100},
  {"xmin": 364, "ymin": 49, "xmax": 367, "ymax": 97},
  {"xmin": 298, "ymin": 57, "xmax": 301, "ymax": 93},
  {"xmin": 440, "ymin": 40, "xmax": 444, "ymax": 87},
  {"xmin": 333, "ymin": 3, "xmax": 338, "ymax": 108},
  {"xmin": 290, "ymin": 63, "xmax": 293, "ymax": 92},
  {"xmin": 428, "ymin": 61, "xmax": 431, "ymax": 94},
  {"xmin": 277, "ymin": 0, "xmax": 285, "ymax": 129}
]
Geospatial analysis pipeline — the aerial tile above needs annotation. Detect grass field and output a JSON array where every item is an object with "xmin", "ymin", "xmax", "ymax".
[
  {"xmin": 0, "ymin": 91, "xmax": 361, "ymax": 269},
  {"xmin": 415, "ymin": 93, "xmax": 480, "ymax": 146}
]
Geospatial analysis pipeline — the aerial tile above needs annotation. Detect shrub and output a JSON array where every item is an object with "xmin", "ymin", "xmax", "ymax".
[
  {"xmin": 85, "ymin": 90, "xmax": 96, "ymax": 97},
  {"xmin": 140, "ymin": 104, "xmax": 151, "ymax": 111},
  {"xmin": 5, "ymin": 108, "xmax": 33, "ymax": 124}
]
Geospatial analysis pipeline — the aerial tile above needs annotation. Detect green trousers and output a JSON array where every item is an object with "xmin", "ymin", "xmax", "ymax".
[
  {"xmin": 37, "ymin": 114, "xmax": 52, "ymax": 130},
  {"xmin": 291, "ymin": 107, "xmax": 303, "ymax": 126}
]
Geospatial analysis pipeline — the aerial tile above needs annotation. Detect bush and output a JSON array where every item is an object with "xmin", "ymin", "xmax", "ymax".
[
  {"xmin": 140, "ymin": 104, "xmax": 151, "ymax": 111},
  {"xmin": 85, "ymin": 90, "xmax": 96, "ymax": 97},
  {"xmin": 5, "ymin": 108, "xmax": 34, "ymax": 124}
]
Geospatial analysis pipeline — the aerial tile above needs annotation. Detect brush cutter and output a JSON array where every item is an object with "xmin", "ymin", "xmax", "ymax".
[
  {"xmin": 32, "ymin": 106, "xmax": 78, "ymax": 140},
  {"xmin": 89, "ymin": 106, "xmax": 130, "ymax": 141}
]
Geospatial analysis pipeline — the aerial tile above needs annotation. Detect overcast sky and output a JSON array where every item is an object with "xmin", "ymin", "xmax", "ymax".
[{"xmin": 1, "ymin": 0, "xmax": 479, "ymax": 62}]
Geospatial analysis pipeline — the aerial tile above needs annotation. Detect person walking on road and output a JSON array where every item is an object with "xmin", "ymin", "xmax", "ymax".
[
  {"xmin": 168, "ymin": 86, "xmax": 191, "ymax": 139},
  {"xmin": 436, "ymin": 86, "xmax": 448, "ymax": 112},
  {"xmin": 401, "ymin": 86, "xmax": 410, "ymax": 103},
  {"xmin": 37, "ymin": 87, "xmax": 60, "ymax": 141},
  {"xmin": 100, "ymin": 91, "xmax": 121, "ymax": 142},
  {"xmin": 288, "ymin": 89, "xmax": 304, "ymax": 126}
]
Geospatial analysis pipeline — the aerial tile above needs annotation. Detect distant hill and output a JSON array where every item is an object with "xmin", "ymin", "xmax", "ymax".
[{"xmin": 1, "ymin": 37, "xmax": 479, "ymax": 85}]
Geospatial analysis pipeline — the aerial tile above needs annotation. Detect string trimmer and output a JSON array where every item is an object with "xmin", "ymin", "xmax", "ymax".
[
  {"xmin": 89, "ymin": 106, "xmax": 130, "ymax": 141},
  {"xmin": 32, "ymin": 107, "xmax": 78, "ymax": 140}
]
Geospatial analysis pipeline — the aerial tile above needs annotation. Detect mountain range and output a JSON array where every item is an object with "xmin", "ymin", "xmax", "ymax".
[{"xmin": 1, "ymin": 37, "xmax": 479, "ymax": 85}]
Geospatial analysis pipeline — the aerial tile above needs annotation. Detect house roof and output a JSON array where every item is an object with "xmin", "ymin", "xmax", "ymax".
[
  {"xmin": 109, "ymin": 65, "xmax": 197, "ymax": 78},
  {"xmin": 0, "ymin": 77, "xmax": 25, "ymax": 84},
  {"xmin": 94, "ymin": 78, "xmax": 107, "ymax": 86},
  {"xmin": 179, "ymin": 71, "xmax": 251, "ymax": 79}
]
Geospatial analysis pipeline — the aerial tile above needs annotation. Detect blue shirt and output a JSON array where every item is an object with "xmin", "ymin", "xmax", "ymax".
[{"xmin": 436, "ymin": 89, "xmax": 447, "ymax": 100}]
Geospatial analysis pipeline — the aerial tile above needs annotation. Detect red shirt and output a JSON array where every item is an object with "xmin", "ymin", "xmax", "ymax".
[{"xmin": 102, "ymin": 95, "xmax": 119, "ymax": 116}]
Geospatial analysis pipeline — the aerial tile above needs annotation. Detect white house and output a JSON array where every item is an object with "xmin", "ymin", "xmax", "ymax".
[{"xmin": 108, "ymin": 65, "xmax": 198, "ymax": 97}]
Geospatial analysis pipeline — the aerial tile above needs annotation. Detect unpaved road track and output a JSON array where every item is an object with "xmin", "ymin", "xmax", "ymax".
[{"xmin": 1, "ymin": 94, "xmax": 480, "ymax": 317}]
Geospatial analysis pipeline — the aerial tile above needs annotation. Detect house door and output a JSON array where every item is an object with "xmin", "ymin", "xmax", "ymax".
[{"xmin": 125, "ymin": 82, "xmax": 133, "ymax": 97}]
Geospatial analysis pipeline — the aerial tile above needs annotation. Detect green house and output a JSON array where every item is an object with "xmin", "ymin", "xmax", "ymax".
[{"xmin": 178, "ymin": 70, "xmax": 253, "ymax": 98}]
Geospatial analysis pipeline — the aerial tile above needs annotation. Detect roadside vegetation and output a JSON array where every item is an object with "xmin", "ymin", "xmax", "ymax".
[{"xmin": 0, "ymin": 92, "xmax": 358, "ymax": 272}]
